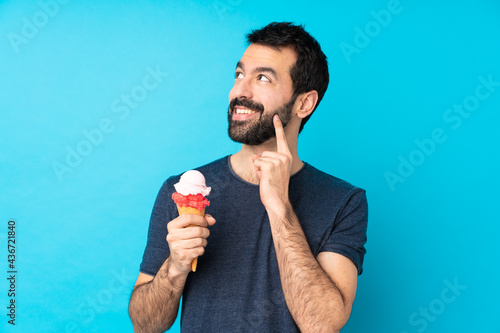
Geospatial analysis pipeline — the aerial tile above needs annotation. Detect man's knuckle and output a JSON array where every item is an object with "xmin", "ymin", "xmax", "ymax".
[{"xmin": 192, "ymin": 227, "xmax": 203, "ymax": 236}]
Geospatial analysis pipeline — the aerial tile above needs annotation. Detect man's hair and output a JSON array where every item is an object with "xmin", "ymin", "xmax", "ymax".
[{"xmin": 246, "ymin": 22, "xmax": 329, "ymax": 133}]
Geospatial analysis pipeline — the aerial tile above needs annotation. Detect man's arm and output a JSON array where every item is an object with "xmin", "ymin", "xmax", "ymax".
[
  {"xmin": 253, "ymin": 115, "xmax": 359, "ymax": 332},
  {"xmin": 129, "ymin": 258, "xmax": 187, "ymax": 333},
  {"xmin": 129, "ymin": 213, "xmax": 215, "ymax": 333},
  {"xmin": 267, "ymin": 206, "xmax": 358, "ymax": 332}
]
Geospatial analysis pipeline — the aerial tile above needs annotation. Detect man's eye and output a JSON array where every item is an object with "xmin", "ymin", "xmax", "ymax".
[
  {"xmin": 258, "ymin": 75, "xmax": 270, "ymax": 82},
  {"xmin": 235, "ymin": 72, "xmax": 244, "ymax": 79}
]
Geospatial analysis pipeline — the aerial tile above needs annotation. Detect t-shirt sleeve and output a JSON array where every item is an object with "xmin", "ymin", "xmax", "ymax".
[
  {"xmin": 318, "ymin": 188, "xmax": 368, "ymax": 275},
  {"xmin": 139, "ymin": 179, "xmax": 175, "ymax": 276}
]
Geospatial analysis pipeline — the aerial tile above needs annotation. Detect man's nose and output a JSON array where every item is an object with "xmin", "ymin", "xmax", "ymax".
[{"xmin": 230, "ymin": 77, "xmax": 253, "ymax": 100}]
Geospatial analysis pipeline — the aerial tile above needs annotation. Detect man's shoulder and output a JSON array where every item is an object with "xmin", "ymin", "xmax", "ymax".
[
  {"xmin": 299, "ymin": 163, "xmax": 365, "ymax": 197},
  {"xmin": 166, "ymin": 156, "xmax": 229, "ymax": 185},
  {"xmin": 196, "ymin": 155, "xmax": 229, "ymax": 175}
]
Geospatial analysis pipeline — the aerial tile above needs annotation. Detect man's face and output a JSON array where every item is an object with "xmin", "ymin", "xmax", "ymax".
[{"xmin": 228, "ymin": 44, "xmax": 297, "ymax": 145}]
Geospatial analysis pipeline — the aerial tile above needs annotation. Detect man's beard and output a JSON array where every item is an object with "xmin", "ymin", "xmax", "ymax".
[{"xmin": 227, "ymin": 96, "xmax": 295, "ymax": 145}]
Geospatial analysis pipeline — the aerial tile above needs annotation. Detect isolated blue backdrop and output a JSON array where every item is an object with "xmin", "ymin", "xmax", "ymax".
[{"xmin": 1, "ymin": 0, "xmax": 499, "ymax": 332}]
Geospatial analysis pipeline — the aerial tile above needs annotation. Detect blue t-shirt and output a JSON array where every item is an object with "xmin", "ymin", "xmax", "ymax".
[{"xmin": 140, "ymin": 156, "xmax": 368, "ymax": 332}]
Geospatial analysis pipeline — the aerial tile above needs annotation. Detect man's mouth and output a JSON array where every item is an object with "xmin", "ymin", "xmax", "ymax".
[
  {"xmin": 235, "ymin": 107, "xmax": 258, "ymax": 115},
  {"xmin": 232, "ymin": 106, "xmax": 260, "ymax": 120}
]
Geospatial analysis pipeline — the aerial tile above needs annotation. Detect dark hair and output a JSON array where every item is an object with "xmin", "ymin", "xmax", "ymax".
[{"xmin": 246, "ymin": 22, "xmax": 329, "ymax": 132}]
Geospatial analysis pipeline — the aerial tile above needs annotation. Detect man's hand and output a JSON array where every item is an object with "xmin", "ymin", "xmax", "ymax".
[
  {"xmin": 130, "ymin": 213, "xmax": 216, "ymax": 333},
  {"xmin": 166, "ymin": 214, "xmax": 216, "ymax": 274},
  {"xmin": 252, "ymin": 115, "xmax": 293, "ymax": 212}
]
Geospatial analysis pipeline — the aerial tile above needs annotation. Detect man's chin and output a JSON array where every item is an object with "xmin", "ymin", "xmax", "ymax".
[
  {"xmin": 228, "ymin": 130, "xmax": 274, "ymax": 146},
  {"xmin": 230, "ymin": 138, "xmax": 270, "ymax": 146}
]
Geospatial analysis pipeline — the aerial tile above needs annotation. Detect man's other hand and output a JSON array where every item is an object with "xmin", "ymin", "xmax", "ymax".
[{"xmin": 166, "ymin": 214, "xmax": 216, "ymax": 274}]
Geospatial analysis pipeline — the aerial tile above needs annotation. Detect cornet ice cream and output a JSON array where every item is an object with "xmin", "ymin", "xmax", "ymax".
[{"xmin": 171, "ymin": 170, "xmax": 211, "ymax": 272}]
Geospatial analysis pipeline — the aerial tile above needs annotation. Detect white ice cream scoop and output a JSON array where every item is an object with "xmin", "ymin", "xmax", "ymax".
[{"xmin": 174, "ymin": 170, "xmax": 211, "ymax": 197}]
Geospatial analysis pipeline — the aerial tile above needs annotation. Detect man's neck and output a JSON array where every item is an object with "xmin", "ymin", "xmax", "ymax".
[{"xmin": 230, "ymin": 138, "xmax": 303, "ymax": 185}]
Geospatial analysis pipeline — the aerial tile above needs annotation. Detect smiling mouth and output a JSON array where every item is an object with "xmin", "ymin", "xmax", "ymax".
[
  {"xmin": 234, "ymin": 108, "xmax": 258, "ymax": 115},
  {"xmin": 231, "ymin": 106, "xmax": 261, "ymax": 121}
]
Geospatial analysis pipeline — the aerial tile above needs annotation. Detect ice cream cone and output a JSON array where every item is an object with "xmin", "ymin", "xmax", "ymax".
[
  {"xmin": 177, "ymin": 206, "xmax": 206, "ymax": 216},
  {"xmin": 176, "ymin": 205, "xmax": 205, "ymax": 272},
  {"xmin": 172, "ymin": 170, "xmax": 211, "ymax": 273}
]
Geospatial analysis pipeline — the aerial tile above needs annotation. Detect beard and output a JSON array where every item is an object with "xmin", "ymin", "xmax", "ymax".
[{"xmin": 227, "ymin": 96, "xmax": 296, "ymax": 145}]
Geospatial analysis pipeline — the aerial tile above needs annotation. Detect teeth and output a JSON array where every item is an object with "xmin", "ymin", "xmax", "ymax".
[{"xmin": 235, "ymin": 108, "xmax": 256, "ymax": 114}]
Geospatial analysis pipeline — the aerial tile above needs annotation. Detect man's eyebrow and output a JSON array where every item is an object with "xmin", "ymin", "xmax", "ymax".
[
  {"xmin": 235, "ymin": 61, "xmax": 278, "ymax": 78},
  {"xmin": 254, "ymin": 67, "xmax": 277, "ymax": 78}
]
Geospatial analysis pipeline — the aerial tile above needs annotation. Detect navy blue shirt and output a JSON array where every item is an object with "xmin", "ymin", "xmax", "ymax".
[{"xmin": 140, "ymin": 156, "xmax": 368, "ymax": 332}]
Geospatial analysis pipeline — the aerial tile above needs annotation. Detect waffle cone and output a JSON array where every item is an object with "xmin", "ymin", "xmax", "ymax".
[
  {"xmin": 177, "ymin": 206, "xmax": 205, "ymax": 216},
  {"xmin": 176, "ymin": 205, "xmax": 206, "ymax": 272}
]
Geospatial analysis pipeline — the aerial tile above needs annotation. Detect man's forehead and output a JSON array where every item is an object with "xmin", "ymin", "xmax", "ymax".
[{"xmin": 237, "ymin": 44, "xmax": 297, "ymax": 72}]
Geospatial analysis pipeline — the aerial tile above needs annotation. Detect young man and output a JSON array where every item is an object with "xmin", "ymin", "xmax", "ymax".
[{"xmin": 129, "ymin": 22, "xmax": 368, "ymax": 333}]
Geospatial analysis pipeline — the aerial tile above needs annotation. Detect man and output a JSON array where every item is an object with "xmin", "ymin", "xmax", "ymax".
[{"xmin": 129, "ymin": 22, "xmax": 368, "ymax": 333}]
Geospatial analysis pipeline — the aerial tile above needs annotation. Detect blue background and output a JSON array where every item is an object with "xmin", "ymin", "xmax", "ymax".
[{"xmin": 1, "ymin": 0, "xmax": 499, "ymax": 332}]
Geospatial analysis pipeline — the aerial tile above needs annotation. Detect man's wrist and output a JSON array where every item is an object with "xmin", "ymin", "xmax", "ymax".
[
  {"xmin": 266, "ymin": 200, "xmax": 293, "ymax": 223},
  {"xmin": 163, "ymin": 257, "xmax": 188, "ymax": 291}
]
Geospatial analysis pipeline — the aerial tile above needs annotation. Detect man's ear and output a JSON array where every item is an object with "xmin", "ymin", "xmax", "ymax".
[{"xmin": 295, "ymin": 90, "xmax": 318, "ymax": 119}]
